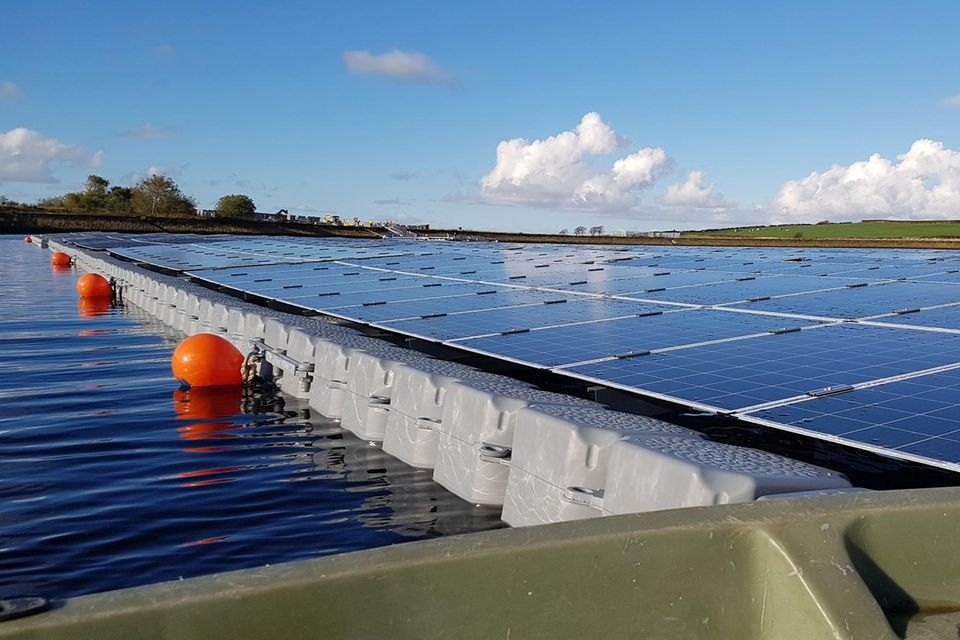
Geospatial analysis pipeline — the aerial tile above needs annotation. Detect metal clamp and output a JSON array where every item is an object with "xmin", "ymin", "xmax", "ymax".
[
  {"xmin": 479, "ymin": 443, "xmax": 512, "ymax": 464},
  {"xmin": 562, "ymin": 486, "xmax": 605, "ymax": 509},
  {"xmin": 416, "ymin": 417, "xmax": 442, "ymax": 431}
]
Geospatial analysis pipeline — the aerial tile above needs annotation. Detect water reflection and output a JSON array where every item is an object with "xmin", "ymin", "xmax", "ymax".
[
  {"xmin": 172, "ymin": 385, "xmax": 504, "ymax": 539},
  {"xmin": 1, "ymin": 237, "xmax": 503, "ymax": 601},
  {"xmin": 77, "ymin": 297, "xmax": 111, "ymax": 318}
]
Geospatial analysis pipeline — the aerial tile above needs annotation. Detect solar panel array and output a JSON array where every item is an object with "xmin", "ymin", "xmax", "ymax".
[{"xmin": 64, "ymin": 232, "xmax": 960, "ymax": 471}]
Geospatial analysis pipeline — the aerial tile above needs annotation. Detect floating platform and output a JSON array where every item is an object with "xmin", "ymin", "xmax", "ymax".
[{"xmin": 41, "ymin": 234, "xmax": 855, "ymax": 525}]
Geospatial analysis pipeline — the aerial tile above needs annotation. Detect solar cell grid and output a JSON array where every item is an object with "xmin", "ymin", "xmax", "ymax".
[
  {"xmin": 867, "ymin": 303, "xmax": 960, "ymax": 331},
  {"xmin": 380, "ymin": 297, "xmax": 672, "ymax": 341},
  {"xmin": 456, "ymin": 308, "xmax": 815, "ymax": 368},
  {"xmin": 727, "ymin": 280, "xmax": 960, "ymax": 319},
  {"xmin": 743, "ymin": 367, "xmax": 960, "ymax": 466},
  {"xmin": 334, "ymin": 289, "xmax": 549, "ymax": 322},
  {"xmin": 567, "ymin": 323, "xmax": 960, "ymax": 411},
  {"xmin": 632, "ymin": 275, "xmax": 861, "ymax": 306}
]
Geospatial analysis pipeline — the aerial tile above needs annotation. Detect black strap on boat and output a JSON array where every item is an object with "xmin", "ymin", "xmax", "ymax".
[{"xmin": 0, "ymin": 597, "xmax": 49, "ymax": 623}]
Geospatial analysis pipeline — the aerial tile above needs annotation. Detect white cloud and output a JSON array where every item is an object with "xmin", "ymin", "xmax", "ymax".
[
  {"xmin": 0, "ymin": 127, "xmax": 102, "ymax": 183},
  {"xmin": 662, "ymin": 171, "xmax": 735, "ymax": 209},
  {"xmin": 343, "ymin": 50, "xmax": 455, "ymax": 86},
  {"xmin": 771, "ymin": 139, "xmax": 960, "ymax": 222},
  {"xmin": 1, "ymin": 81, "xmax": 22, "ymax": 102},
  {"xmin": 121, "ymin": 123, "xmax": 179, "ymax": 139},
  {"xmin": 479, "ymin": 112, "xmax": 671, "ymax": 212},
  {"xmin": 123, "ymin": 165, "xmax": 180, "ymax": 185},
  {"xmin": 939, "ymin": 95, "xmax": 960, "ymax": 107}
]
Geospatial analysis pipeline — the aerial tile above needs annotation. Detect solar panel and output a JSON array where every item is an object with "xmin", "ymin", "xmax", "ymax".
[
  {"xmin": 456, "ymin": 309, "xmax": 819, "ymax": 368},
  {"xmin": 565, "ymin": 323, "xmax": 960, "ymax": 411},
  {"xmin": 741, "ymin": 367, "xmax": 960, "ymax": 466},
  {"xmin": 326, "ymin": 289, "xmax": 557, "ymax": 322},
  {"xmin": 725, "ymin": 280, "xmax": 960, "ymax": 319},
  {"xmin": 58, "ymin": 230, "xmax": 960, "ymax": 471},
  {"xmin": 380, "ymin": 297, "xmax": 671, "ymax": 341},
  {"xmin": 868, "ymin": 304, "xmax": 960, "ymax": 330}
]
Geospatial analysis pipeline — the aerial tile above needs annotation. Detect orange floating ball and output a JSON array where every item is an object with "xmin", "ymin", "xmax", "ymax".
[
  {"xmin": 24, "ymin": 236, "xmax": 31, "ymax": 243},
  {"xmin": 51, "ymin": 252, "xmax": 71, "ymax": 266},
  {"xmin": 172, "ymin": 333, "xmax": 244, "ymax": 388},
  {"xmin": 76, "ymin": 273, "xmax": 112, "ymax": 299}
]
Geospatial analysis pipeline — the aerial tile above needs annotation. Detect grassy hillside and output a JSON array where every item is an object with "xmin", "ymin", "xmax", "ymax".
[{"xmin": 686, "ymin": 220, "xmax": 960, "ymax": 239}]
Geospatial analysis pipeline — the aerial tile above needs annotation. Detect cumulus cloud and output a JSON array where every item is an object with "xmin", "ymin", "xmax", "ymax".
[
  {"xmin": 343, "ymin": 50, "xmax": 456, "ymax": 86},
  {"xmin": 122, "ymin": 165, "xmax": 180, "ymax": 185},
  {"xmin": 121, "ymin": 123, "xmax": 180, "ymax": 139},
  {"xmin": 771, "ymin": 139, "xmax": 960, "ymax": 222},
  {"xmin": 662, "ymin": 171, "xmax": 735, "ymax": 209},
  {"xmin": 939, "ymin": 95, "xmax": 960, "ymax": 107},
  {"xmin": 1, "ymin": 81, "xmax": 22, "ymax": 102},
  {"xmin": 0, "ymin": 127, "xmax": 102, "ymax": 183},
  {"xmin": 479, "ymin": 112, "xmax": 671, "ymax": 212}
]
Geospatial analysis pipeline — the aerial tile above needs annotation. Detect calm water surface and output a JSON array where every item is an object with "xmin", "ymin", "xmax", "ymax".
[{"xmin": 0, "ymin": 236, "xmax": 502, "ymax": 600}]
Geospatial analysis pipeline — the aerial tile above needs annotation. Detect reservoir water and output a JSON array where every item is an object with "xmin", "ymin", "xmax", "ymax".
[{"xmin": 0, "ymin": 236, "xmax": 503, "ymax": 601}]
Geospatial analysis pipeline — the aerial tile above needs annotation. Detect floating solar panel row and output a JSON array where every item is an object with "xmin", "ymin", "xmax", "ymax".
[{"xmin": 69, "ymin": 231, "xmax": 960, "ymax": 470}]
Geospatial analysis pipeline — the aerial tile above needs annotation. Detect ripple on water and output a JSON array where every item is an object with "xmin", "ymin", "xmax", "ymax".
[{"xmin": 0, "ymin": 237, "xmax": 503, "ymax": 600}]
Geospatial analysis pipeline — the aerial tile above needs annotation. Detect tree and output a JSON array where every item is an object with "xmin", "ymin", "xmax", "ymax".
[
  {"xmin": 558, "ymin": 228, "xmax": 569, "ymax": 235},
  {"xmin": 215, "ymin": 194, "xmax": 256, "ymax": 218},
  {"xmin": 107, "ymin": 186, "xmax": 133, "ymax": 212},
  {"xmin": 131, "ymin": 175, "xmax": 196, "ymax": 216},
  {"xmin": 574, "ymin": 226, "xmax": 587, "ymax": 236},
  {"xmin": 589, "ymin": 225, "xmax": 605, "ymax": 236},
  {"xmin": 84, "ymin": 175, "xmax": 109, "ymax": 208}
]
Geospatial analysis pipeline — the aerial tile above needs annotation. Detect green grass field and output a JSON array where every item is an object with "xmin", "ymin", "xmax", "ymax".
[{"xmin": 685, "ymin": 220, "xmax": 960, "ymax": 239}]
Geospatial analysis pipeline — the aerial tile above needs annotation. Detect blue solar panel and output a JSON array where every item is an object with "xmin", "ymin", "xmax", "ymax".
[
  {"xmin": 633, "ymin": 274, "xmax": 862, "ymax": 306},
  {"xmin": 456, "ymin": 309, "xmax": 818, "ymax": 368},
  {"xmin": 566, "ymin": 323, "xmax": 960, "ymax": 411},
  {"xmin": 319, "ymin": 289, "xmax": 557, "ymax": 322},
  {"xmin": 869, "ymin": 304, "xmax": 960, "ymax": 330},
  {"xmin": 297, "ymin": 282, "xmax": 498, "ymax": 309},
  {"xmin": 743, "ymin": 367, "xmax": 960, "ymax": 466},
  {"xmin": 381, "ymin": 298, "xmax": 671, "ymax": 341},
  {"xmin": 726, "ymin": 280, "xmax": 960, "ymax": 319}
]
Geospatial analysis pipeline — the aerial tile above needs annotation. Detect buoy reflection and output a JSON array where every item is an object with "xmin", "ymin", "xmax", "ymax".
[
  {"xmin": 173, "ymin": 387, "xmax": 242, "ymax": 442},
  {"xmin": 77, "ymin": 297, "xmax": 111, "ymax": 318},
  {"xmin": 172, "ymin": 387, "xmax": 245, "ymax": 487}
]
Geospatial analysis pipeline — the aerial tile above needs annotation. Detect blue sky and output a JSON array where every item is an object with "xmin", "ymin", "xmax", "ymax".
[{"xmin": 3, "ymin": 1, "xmax": 960, "ymax": 232}]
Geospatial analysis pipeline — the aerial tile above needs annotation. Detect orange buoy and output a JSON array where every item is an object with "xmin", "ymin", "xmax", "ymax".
[
  {"xmin": 76, "ymin": 273, "xmax": 112, "ymax": 299},
  {"xmin": 24, "ymin": 236, "xmax": 31, "ymax": 243},
  {"xmin": 172, "ymin": 333, "xmax": 244, "ymax": 388},
  {"xmin": 51, "ymin": 252, "xmax": 71, "ymax": 266}
]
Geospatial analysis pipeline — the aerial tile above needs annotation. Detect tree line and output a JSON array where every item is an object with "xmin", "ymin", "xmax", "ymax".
[
  {"xmin": 4, "ymin": 174, "xmax": 256, "ymax": 218},
  {"xmin": 558, "ymin": 225, "xmax": 605, "ymax": 236}
]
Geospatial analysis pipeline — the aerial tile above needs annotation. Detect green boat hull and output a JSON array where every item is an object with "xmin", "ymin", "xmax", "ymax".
[{"xmin": 3, "ymin": 488, "xmax": 960, "ymax": 639}]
